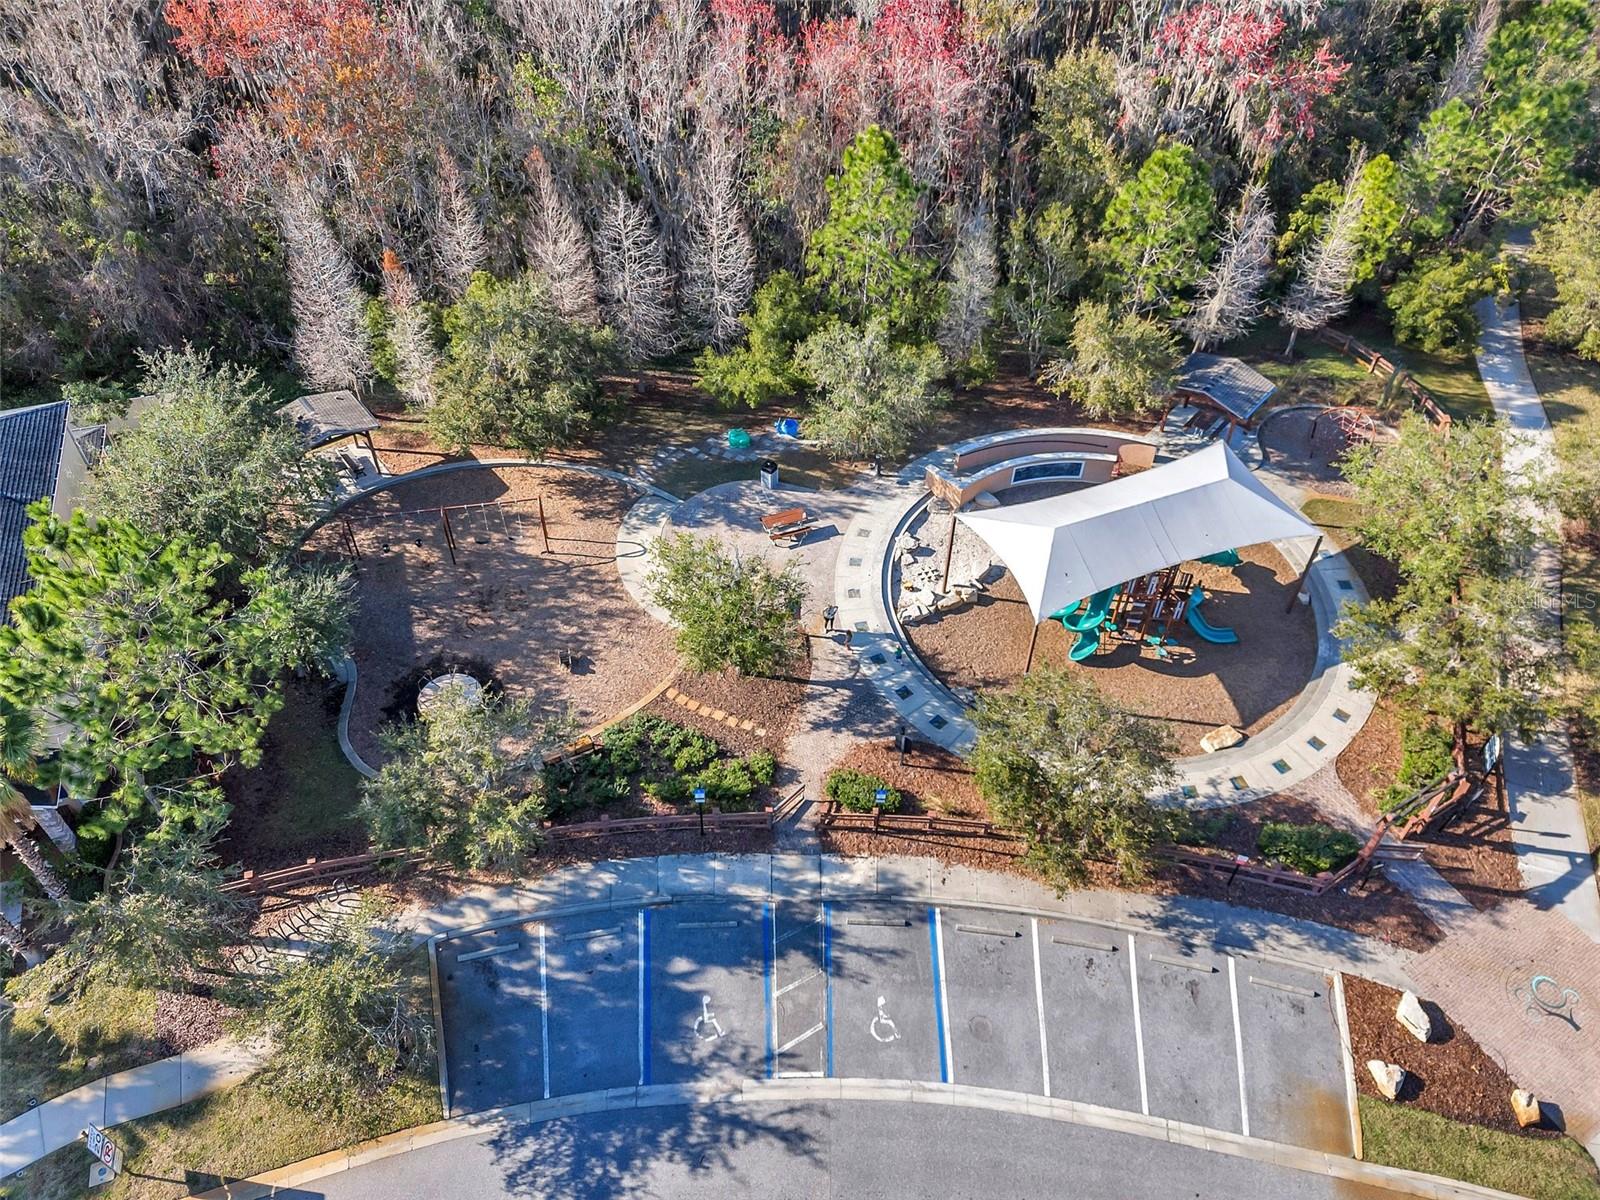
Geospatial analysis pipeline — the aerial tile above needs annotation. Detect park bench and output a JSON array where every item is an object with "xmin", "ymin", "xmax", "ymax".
[{"xmin": 769, "ymin": 522, "xmax": 815, "ymax": 545}]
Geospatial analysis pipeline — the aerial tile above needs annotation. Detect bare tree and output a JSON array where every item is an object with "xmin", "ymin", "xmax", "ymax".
[
  {"xmin": 522, "ymin": 149, "xmax": 601, "ymax": 325},
  {"xmin": 381, "ymin": 250, "xmax": 438, "ymax": 411},
  {"xmin": 280, "ymin": 184, "xmax": 372, "ymax": 391},
  {"xmin": 1280, "ymin": 152, "xmax": 1367, "ymax": 358},
  {"xmin": 680, "ymin": 135, "xmax": 755, "ymax": 349},
  {"xmin": 1181, "ymin": 183, "xmax": 1275, "ymax": 352},
  {"xmin": 1441, "ymin": 0, "xmax": 1501, "ymax": 104},
  {"xmin": 431, "ymin": 146, "xmax": 488, "ymax": 300},
  {"xmin": 593, "ymin": 185, "xmax": 677, "ymax": 361},
  {"xmin": 939, "ymin": 202, "xmax": 999, "ymax": 365}
]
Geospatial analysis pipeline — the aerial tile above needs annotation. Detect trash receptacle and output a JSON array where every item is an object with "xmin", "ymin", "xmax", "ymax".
[
  {"xmin": 728, "ymin": 427, "xmax": 751, "ymax": 450},
  {"xmin": 759, "ymin": 459, "xmax": 779, "ymax": 489}
]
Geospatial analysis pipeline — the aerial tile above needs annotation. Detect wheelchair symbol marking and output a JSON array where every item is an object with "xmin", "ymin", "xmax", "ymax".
[
  {"xmin": 693, "ymin": 994, "xmax": 725, "ymax": 1042},
  {"xmin": 870, "ymin": 996, "xmax": 901, "ymax": 1043}
]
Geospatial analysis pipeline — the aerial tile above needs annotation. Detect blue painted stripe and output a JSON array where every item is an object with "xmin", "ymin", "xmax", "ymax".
[
  {"xmin": 928, "ymin": 906, "xmax": 948, "ymax": 1084},
  {"xmin": 823, "ymin": 902, "xmax": 835, "ymax": 1078},
  {"xmin": 762, "ymin": 903, "xmax": 775, "ymax": 1079},
  {"xmin": 641, "ymin": 908, "xmax": 653, "ymax": 1087}
]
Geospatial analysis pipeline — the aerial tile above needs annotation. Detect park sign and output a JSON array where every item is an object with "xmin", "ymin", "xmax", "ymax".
[{"xmin": 81, "ymin": 1123, "xmax": 124, "ymax": 1177}]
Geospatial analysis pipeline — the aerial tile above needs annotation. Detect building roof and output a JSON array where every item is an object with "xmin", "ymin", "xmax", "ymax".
[
  {"xmin": 0, "ymin": 402, "xmax": 69, "ymax": 618},
  {"xmin": 956, "ymin": 441, "xmax": 1318, "ymax": 624},
  {"xmin": 276, "ymin": 390, "xmax": 379, "ymax": 451},
  {"xmin": 1177, "ymin": 354, "xmax": 1278, "ymax": 422}
]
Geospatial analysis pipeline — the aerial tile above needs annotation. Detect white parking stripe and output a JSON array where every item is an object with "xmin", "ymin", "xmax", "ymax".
[
  {"xmin": 1228, "ymin": 956, "xmax": 1249, "ymax": 1137},
  {"xmin": 1128, "ymin": 933, "xmax": 1149, "ymax": 1116},
  {"xmin": 636, "ymin": 910, "xmax": 646, "ymax": 1086},
  {"xmin": 538, "ymin": 924, "xmax": 551, "ymax": 1101},
  {"xmin": 1031, "ymin": 918, "xmax": 1050, "ymax": 1097},
  {"xmin": 934, "ymin": 908, "xmax": 954, "ymax": 1079}
]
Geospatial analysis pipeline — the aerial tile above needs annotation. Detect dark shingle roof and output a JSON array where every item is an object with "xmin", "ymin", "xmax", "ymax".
[
  {"xmin": 276, "ymin": 390, "xmax": 380, "ymax": 451},
  {"xmin": 1177, "ymin": 353, "xmax": 1278, "ymax": 422},
  {"xmin": 0, "ymin": 402, "xmax": 68, "ymax": 618}
]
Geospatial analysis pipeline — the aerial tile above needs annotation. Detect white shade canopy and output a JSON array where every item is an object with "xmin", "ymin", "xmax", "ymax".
[{"xmin": 955, "ymin": 441, "xmax": 1319, "ymax": 625}]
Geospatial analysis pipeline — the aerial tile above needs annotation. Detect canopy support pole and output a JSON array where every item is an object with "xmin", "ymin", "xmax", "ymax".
[
  {"xmin": 1024, "ymin": 620, "xmax": 1041, "ymax": 674},
  {"xmin": 940, "ymin": 514, "xmax": 956, "ymax": 593},
  {"xmin": 1286, "ymin": 535, "xmax": 1324, "ymax": 613}
]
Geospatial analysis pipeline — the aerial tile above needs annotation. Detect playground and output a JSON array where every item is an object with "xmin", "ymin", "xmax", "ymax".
[
  {"xmin": 904, "ymin": 535, "xmax": 1317, "ymax": 754},
  {"xmin": 308, "ymin": 465, "xmax": 678, "ymax": 763}
]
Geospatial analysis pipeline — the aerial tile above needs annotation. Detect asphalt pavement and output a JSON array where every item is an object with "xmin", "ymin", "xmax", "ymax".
[{"xmin": 291, "ymin": 1101, "xmax": 1404, "ymax": 1200}]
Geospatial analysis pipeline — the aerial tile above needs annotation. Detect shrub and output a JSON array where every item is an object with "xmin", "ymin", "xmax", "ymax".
[
  {"xmin": 1256, "ymin": 822, "xmax": 1361, "ymax": 875},
  {"xmin": 824, "ymin": 768, "xmax": 903, "ymax": 814},
  {"xmin": 1377, "ymin": 720, "xmax": 1455, "ymax": 812}
]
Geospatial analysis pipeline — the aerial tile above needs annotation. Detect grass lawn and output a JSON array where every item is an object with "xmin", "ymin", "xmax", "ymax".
[
  {"xmin": 0, "ymin": 951, "xmax": 441, "ymax": 1200},
  {"xmin": 1218, "ymin": 309, "xmax": 1492, "ymax": 423},
  {"xmin": 0, "ymin": 986, "xmax": 165, "ymax": 1122},
  {"xmin": 0, "ymin": 1064, "xmax": 440, "ymax": 1200},
  {"xmin": 1522, "ymin": 260, "xmax": 1600, "ymax": 853},
  {"xmin": 1359, "ymin": 1097, "xmax": 1600, "ymax": 1200},
  {"xmin": 219, "ymin": 675, "xmax": 366, "ymax": 871},
  {"xmin": 1298, "ymin": 496, "xmax": 1400, "ymax": 601}
]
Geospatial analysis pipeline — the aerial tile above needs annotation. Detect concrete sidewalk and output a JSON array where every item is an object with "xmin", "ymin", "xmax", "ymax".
[
  {"xmin": 1473, "ymin": 290, "xmax": 1600, "ymax": 942},
  {"xmin": 0, "ymin": 1038, "xmax": 267, "ymax": 1179}
]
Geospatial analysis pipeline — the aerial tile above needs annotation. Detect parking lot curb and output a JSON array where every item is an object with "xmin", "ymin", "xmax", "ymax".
[{"xmin": 191, "ymin": 1078, "xmax": 1527, "ymax": 1200}]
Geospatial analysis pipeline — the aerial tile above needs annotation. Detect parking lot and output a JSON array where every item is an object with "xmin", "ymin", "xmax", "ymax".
[{"xmin": 435, "ymin": 898, "xmax": 1356, "ymax": 1155}]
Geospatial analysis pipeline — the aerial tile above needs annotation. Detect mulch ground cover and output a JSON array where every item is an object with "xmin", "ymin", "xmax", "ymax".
[
  {"xmin": 819, "ymin": 741, "xmax": 1439, "ymax": 951},
  {"xmin": 1344, "ymin": 975, "xmax": 1556, "ymax": 1138},
  {"xmin": 906, "ymin": 542, "xmax": 1318, "ymax": 756},
  {"xmin": 643, "ymin": 667, "xmax": 808, "ymax": 758}
]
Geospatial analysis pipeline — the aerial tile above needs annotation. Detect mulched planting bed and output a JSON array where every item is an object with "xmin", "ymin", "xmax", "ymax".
[
  {"xmin": 906, "ymin": 541, "xmax": 1318, "ymax": 755},
  {"xmin": 1337, "ymin": 697, "xmax": 1405, "ymax": 810},
  {"xmin": 154, "ymin": 992, "xmax": 234, "ymax": 1054},
  {"xmin": 644, "ymin": 667, "xmax": 808, "ymax": 758},
  {"xmin": 312, "ymin": 465, "xmax": 678, "ymax": 765},
  {"xmin": 1344, "ymin": 974, "xmax": 1554, "ymax": 1137},
  {"xmin": 818, "ymin": 743, "xmax": 1438, "ymax": 950},
  {"xmin": 1415, "ymin": 802, "xmax": 1522, "ymax": 911}
]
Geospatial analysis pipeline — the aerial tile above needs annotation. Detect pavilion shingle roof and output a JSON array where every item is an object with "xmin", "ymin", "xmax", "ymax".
[
  {"xmin": 1177, "ymin": 354, "xmax": 1278, "ymax": 422},
  {"xmin": 0, "ymin": 402, "xmax": 68, "ymax": 619},
  {"xmin": 276, "ymin": 390, "xmax": 380, "ymax": 451}
]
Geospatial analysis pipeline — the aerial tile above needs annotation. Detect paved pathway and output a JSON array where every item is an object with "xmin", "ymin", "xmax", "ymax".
[
  {"xmin": 0, "ymin": 1039, "xmax": 265, "ymax": 1179},
  {"xmin": 1473, "ymin": 288, "xmax": 1600, "ymax": 941}
]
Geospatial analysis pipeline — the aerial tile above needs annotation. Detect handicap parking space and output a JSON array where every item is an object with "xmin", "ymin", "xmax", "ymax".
[
  {"xmin": 1133, "ymin": 939, "xmax": 1244, "ymax": 1131},
  {"xmin": 435, "ymin": 927, "xmax": 544, "ymax": 1115},
  {"xmin": 827, "ymin": 901, "xmax": 942, "ymax": 1082},
  {"xmin": 647, "ymin": 899, "xmax": 767, "ymax": 1085},
  {"xmin": 543, "ymin": 912, "xmax": 643, "ymax": 1097},
  {"xmin": 1034, "ymin": 919, "xmax": 1143, "ymax": 1111},
  {"xmin": 1233, "ymin": 957, "xmax": 1352, "ymax": 1154},
  {"xmin": 770, "ymin": 902, "xmax": 828, "ymax": 1078},
  {"xmin": 937, "ymin": 909, "xmax": 1043, "ymax": 1094}
]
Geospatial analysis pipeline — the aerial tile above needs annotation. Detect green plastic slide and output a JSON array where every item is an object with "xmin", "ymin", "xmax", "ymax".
[
  {"xmin": 1199, "ymin": 549, "xmax": 1242, "ymax": 567},
  {"xmin": 1058, "ymin": 585, "xmax": 1120, "ymax": 632},
  {"xmin": 1069, "ymin": 626, "xmax": 1100, "ymax": 661},
  {"xmin": 1185, "ymin": 586, "xmax": 1239, "ymax": 644}
]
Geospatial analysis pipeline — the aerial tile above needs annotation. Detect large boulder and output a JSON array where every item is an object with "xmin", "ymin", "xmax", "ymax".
[
  {"xmin": 1200, "ymin": 724, "xmax": 1246, "ymax": 753},
  {"xmin": 1367, "ymin": 1060, "xmax": 1407, "ymax": 1101},
  {"xmin": 1395, "ymin": 991, "xmax": 1433, "ymax": 1043},
  {"xmin": 1511, "ymin": 1090, "xmax": 1542, "ymax": 1129}
]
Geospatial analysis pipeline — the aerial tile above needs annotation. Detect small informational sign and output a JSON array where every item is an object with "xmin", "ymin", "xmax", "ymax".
[
  {"xmin": 874, "ymin": 789, "xmax": 888, "ymax": 807},
  {"xmin": 82, "ymin": 1124, "xmax": 124, "ymax": 1178},
  {"xmin": 693, "ymin": 787, "xmax": 707, "ymax": 805},
  {"xmin": 1484, "ymin": 733, "xmax": 1503, "ymax": 776}
]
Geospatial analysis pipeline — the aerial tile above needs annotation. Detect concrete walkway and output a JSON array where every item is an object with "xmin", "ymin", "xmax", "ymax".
[
  {"xmin": 1473, "ymin": 289, "xmax": 1600, "ymax": 941},
  {"xmin": 0, "ymin": 1038, "xmax": 266, "ymax": 1179}
]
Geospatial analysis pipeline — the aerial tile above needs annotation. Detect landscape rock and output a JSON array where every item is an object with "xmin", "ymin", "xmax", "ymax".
[
  {"xmin": 1199, "ymin": 724, "xmax": 1245, "ymax": 753},
  {"xmin": 1511, "ymin": 1089, "xmax": 1542, "ymax": 1129},
  {"xmin": 1395, "ymin": 991, "xmax": 1433, "ymax": 1043},
  {"xmin": 1366, "ymin": 1060, "xmax": 1407, "ymax": 1101}
]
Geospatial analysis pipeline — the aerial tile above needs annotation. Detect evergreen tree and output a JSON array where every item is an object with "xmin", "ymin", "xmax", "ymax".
[{"xmin": 1098, "ymin": 144, "xmax": 1214, "ymax": 317}]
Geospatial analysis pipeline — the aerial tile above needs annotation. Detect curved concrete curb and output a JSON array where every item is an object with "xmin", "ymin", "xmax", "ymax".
[
  {"xmin": 191, "ymin": 1077, "xmax": 1523, "ymax": 1200},
  {"xmin": 331, "ymin": 655, "xmax": 378, "ymax": 780},
  {"xmin": 829, "ymin": 440, "xmax": 1375, "ymax": 805}
]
